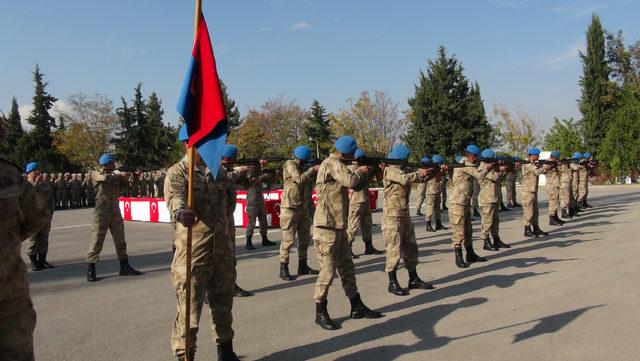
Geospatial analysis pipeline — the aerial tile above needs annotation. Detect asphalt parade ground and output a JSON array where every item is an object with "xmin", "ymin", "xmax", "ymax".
[{"xmin": 25, "ymin": 185, "xmax": 640, "ymax": 361}]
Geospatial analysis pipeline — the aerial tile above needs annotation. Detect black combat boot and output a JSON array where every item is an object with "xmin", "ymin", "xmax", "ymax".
[
  {"xmin": 279, "ymin": 262, "xmax": 294, "ymax": 281},
  {"xmin": 261, "ymin": 234, "xmax": 276, "ymax": 246},
  {"xmin": 483, "ymin": 237, "xmax": 498, "ymax": 251},
  {"xmin": 442, "ymin": 202, "xmax": 448, "ymax": 211},
  {"xmin": 533, "ymin": 225, "xmax": 549, "ymax": 236},
  {"xmin": 465, "ymin": 246, "xmax": 487, "ymax": 263},
  {"xmin": 363, "ymin": 238, "xmax": 383, "ymax": 255},
  {"xmin": 549, "ymin": 216, "xmax": 560, "ymax": 226},
  {"xmin": 435, "ymin": 219, "xmax": 449, "ymax": 230},
  {"xmin": 245, "ymin": 235, "xmax": 255, "ymax": 250},
  {"xmin": 315, "ymin": 299, "xmax": 339, "ymax": 330},
  {"xmin": 584, "ymin": 199, "xmax": 593, "ymax": 208},
  {"xmin": 500, "ymin": 203, "xmax": 511, "ymax": 211},
  {"xmin": 524, "ymin": 226, "xmax": 537, "ymax": 238},
  {"xmin": 29, "ymin": 254, "xmax": 43, "ymax": 271},
  {"xmin": 513, "ymin": 201, "xmax": 522, "ymax": 208},
  {"xmin": 407, "ymin": 270, "xmax": 435, "ymax": 290},
  {"xmin": 493, "ymin": 235, "xmax": 511, "ymax": 249},
  {"xmin": 349, "ymin": 292, "xmax": 383, "ymax": 319},
  {"xmin": 473, "ymin": 207, "xmax": 481, "ymax": 217},
  {"xmin": 416, "ymin": 208, "xmax": 423, "ymax": 216},
  {"xmin": 233, "ymin": 283, "xmax": 253, "ymax": 297},
  {"xmin": 87, "ymin": 263, "xmax": 97, "ymax": 282},
  {"xmin": 454, "ymin": 248, "xmax": 469, "ymax": 268},
  {"xmin": 39, "ymin": 253, "xmax": 54, "ymax": 269},
  {"xmin": 562, "ymin": 209, "xmax": 570, "ymax": 219},
  {"xmin": 387, "ymin": 271, "xmax": 409, "ymax": 296},
  {"xmin": 298, "ymin": 258, "xmax": 319, "ymax": 275},
  {"xmin": 217, "ymin": 341, "xmax": 240, "ymax": 361},
  {"xmin": 425, "ymin": 221, "xmax": 436, "ymax": 232},
  {"xmin": 349, "ymin": 239, "xmax": 359, "ymax": 259},
  {"xmin": 119, "ymin": 258, "xmax": 142, "ymax": 276},
  {"xmin": 555, "ymin": 215, "xmax": 565, "ymax": 225}
]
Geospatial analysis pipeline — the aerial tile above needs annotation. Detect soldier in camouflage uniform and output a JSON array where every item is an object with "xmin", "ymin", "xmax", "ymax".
[
  {"xmin": 25, "ymin": 163, "xmax": 56, "ymax": 271},
  {"xmin": 165, "ymin": 138, "xmax": 241, "ymax": 361},
  {"xmin": 546, "ymin": 151, "xmax": 565, "ymax": 226},
  {"xmin": 68, "ymin": 173, "xmax": 80, "ymax": 208},
  {"xmin": 62, "ymin": 172, "xmax": 71, "ymax": 208},
  {"xmin": 50, "ymin": 173, "xmax": 59, "ymax": 208},
  {"xmin": 570, "ymin": 153, "xmax": 584, "ymax": 215},
  {"xmin": 279, "ymin": 146, "xmax": 319, "ymax": 280},
  {"xmin": 504, "ymin": 157, "xmax": 522, "ymax": 208},
  {"xmin": 478, "ymin": 150, "xmax": 511, "ymax": 251},
  {"xmin": 423, "ymin": 155, "xmax": 449, "ymax": 232},
  {"xmin": 0, "ymin": 121, "xmax": 51, "ymax": 361},
  {"xmin": 347, "ymin": 148, "xmax": 383, "ymax": 259},
  {"xmin": 522, "ymin": 148, "xmax": 553, "ymax": 238},
  {"xmin": 312, "ymin": 136, "xmax": 382, "ymax": 330},
  {"xmin": 448, "ymin": 145, "xmax": 492, "ymax": 269},
  {"xmin": 86, "ymin": 153, "xmax": 141, "ymax": 282},
  {"xmin": 84, "ymin": 173, "xmax": 96, "ymax": 207},
  {"xmin": 243, "ymin": 167, "xmax": 277, "ymax": 250},
  {"xmin": 559, "ymin": 161, "xmax": 573, "ymax": 219},
  {"xmin": 470, "ymin": 178, "xmax": 481, "ymax": 217},
  {"xmin": 415, "ymin": 179, "xmax": 427, "ymax": 216},
  {"xmin": 579, "ymin": 152, "xmax": 593, "ymax": 208},
  {"xmin": 382, "ymin": 145, "xmax": 433, "ymax": 296}
]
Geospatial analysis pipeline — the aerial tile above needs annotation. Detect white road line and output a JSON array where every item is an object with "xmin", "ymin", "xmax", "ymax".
[{"xmin": 51, "ymin": 224, "xmax": 91, "ymax": 230}]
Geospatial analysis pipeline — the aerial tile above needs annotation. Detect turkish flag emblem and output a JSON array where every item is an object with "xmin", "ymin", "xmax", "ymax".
[
  {"xmin": 123, "ymin": 200, "xmax": 132, "ymax": 221},
  {"xmin": 150, "ymin": 199, "xmax": 159, "ymax": 222}
]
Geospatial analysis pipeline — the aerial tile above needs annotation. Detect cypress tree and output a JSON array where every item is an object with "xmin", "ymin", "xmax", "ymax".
[
  {"xmin": 0, "ymin": 97, "xmax": 25, "ymax": 162},
  {"xmin": 303, "ymin": 99, "xmax": 332, "ymax": 157},
  {"xmin": 578, "ymin": 14, "xmax": 614, "ymax": 155},
  {"xmin": 145, "ymin": 92, "xmax": 177, "ymax": 168}
]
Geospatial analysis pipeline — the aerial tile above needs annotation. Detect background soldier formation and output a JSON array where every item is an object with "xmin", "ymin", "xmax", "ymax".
[{"xmin": 3, "ymin": 113, "xmax": 599, "ymax": 360}]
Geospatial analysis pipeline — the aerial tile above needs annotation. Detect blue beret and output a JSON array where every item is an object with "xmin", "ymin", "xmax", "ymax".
[
  {"xmin": 99, "ymin": 153, "xmax": 115, "ymax": 166},
  {"xmin": 583, "ymin": 152, "xmax": 592, "ymax": 159},
  {"xmin": 294, "ymin": 145, "xmax": 312, "ymax": 161},
  {"xmin": 420, "ymin": 156, "xmax": 431, "ymax": 165},
  {"xmin": 572, "ymin": 151, "xmax": 582, "ymax": 160},
  {"xmin": 465, "ymin": 144, "xmax": 481, "ymax": 156},
  {"xmin": 432, "ymin": 154, "xmax": 444, "ymax": 164},
  {"xmin": 388, "ymin": 144, "xmax": 411, "ymax": 160},
  {"xmin": 222, "ymin": 144, "xmax": 238, "ymax": 158},
  {"xmin": 335, "ymin": 136, "xmax": 357, "ymax": 154},
  {"xmin": 178, "ymin": 124, "xmax": 189, "ymax": 142},
  {"xmin": 25, "ymin": 162, "xmax": 38, "ymax": 173},
  {"xmin": 481, "ymin": 149, "xmax": 495, "ymax": 159},
  {"xmin": 550, "ymin": 150, "xmax": 561, "ymax": 158},
  {"xmin": 354, "ymin": 148, "xmax": 365, "ymax": 159},
  {"xmin": 528, "ymin": 148, "xmax": 541, "ymax": 155}
]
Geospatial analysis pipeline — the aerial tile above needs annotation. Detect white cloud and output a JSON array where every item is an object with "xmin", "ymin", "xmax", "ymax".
[
  {"xmin": 291, "ymin": 21, "xmax": 311, "ymax": 30},
  {"xmin": 538, "ymin": 40, "xmax": 585, "ymax": 71},
  {"xmin": 106, "ymin": 43, "xmax": 147, "ymax": 60},
  {"xmin": 17, "ymin": 100, "xmax": 71, "ymax": 130},
  {"xmin": 259, "ymin": 27, "xmax": 270, "ymax": 32}
]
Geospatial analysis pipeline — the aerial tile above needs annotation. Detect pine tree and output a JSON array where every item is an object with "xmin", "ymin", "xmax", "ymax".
[
  {"xmin": 221, "ymin": 80, "xmax": 241, "ymax": 129},
  {"xmin": 304, "ymin": 99, "xmax": 332, "ymax": 157},
  {"xmin": 0, "ymin": 97, "xmax": 26, "ymax": 162},
  {"xmin": 578, "ymin": 14, "xmax": 614, "ymax": 155},
  {"xmin": 145, "ymin": 92, "xmax": 177, "ymax": 167},
  {"xmin": 405, "ymin": 46, "xmax": 491, "ymax": 159}
]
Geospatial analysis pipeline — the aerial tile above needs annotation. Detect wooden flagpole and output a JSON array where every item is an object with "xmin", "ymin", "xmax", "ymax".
[{"xmin": 184, "ymin": 1, "xmax": 201, "ymax": 360}]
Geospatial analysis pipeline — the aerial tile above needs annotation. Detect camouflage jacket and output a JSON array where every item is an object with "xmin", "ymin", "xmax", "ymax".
[
  {"xmin": 165, "ymin": 158, "xmax": 235, "ymax": 265},
  {"xmin": 314, "ymin": 154, "xmax": 365, "ymax": 230},
  {"xmin": 347, "ymin": 164, "xmax": 371, "ymax": 205},
  {"xmin": 383, "ymin": 165, "xmax": 422, "ymax": 218},
  {"xmin": 545, "ymin": 166, "xmax": 560, "ymax": 188},
  {"xmin": 521, "ymin": 162, "xmax": 547, "ymax": 193},
  {"xmin": 578, "ymin": 165, "xmax": 588, "ymax": 186},
  {"xmin": 449, "ymin": 157, "xmax": 489, "ymax": 207},
  {"xmin": 281, "ymin": 159, "xmax": 317, "ymax": 209},
  {"xmin": 478, "ymin": 164, "xmax": 502, "ymax": 204},
  {"xmin": 245, "ymin": 172, "xmax": 271, "ymax": 209},
  {"xmin": 92, "ymin": 169, "xmax": 129, "ymax": 215},
  {"xmin": 425, "ymin": 170, "xmax": 445, "ymax": 195},
  {"xmin": 559, "ymin": 164, "xmax": 572, "ymax": 188},
  {"xmin": 0, "ymin": 159, "xmax": 50, "ymax": 302},
  {"xmin": 28, "ymin": 177, "xmax": 56, "ymax": 214}
]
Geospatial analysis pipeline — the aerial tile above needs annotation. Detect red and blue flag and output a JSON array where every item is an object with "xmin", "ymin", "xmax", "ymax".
[{"xmin": 177, "ymin": 13, "xmax": 227, "ymax": 179}]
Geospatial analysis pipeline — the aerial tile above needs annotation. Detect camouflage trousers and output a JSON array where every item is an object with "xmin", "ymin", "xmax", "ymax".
[
  {"xmin": 347, "ymin": 201, "xmax": 372, "ymax": 241},
  {"xmin": 505, "ymin": 180, "xmax": 517, "ymax": 205},
  {"xmin": 479, "ymin": 203, "xmax": 499, "ymax": 239},
  {"xmin": 521, "ymin": 192, "xmax": 539, "ymax": 227},
  {"xmin": 87, "ymin": 212, "xmax": 128, "ymax": 263},
  {"xmin": 424, "ymin": 193, "xmax": 441, "ymax": 222},
  {"xmin": 170, "ymin": 262, "xmax": 235, "ymax": 358},
  {"xmin": 560, "ymin": 186, "xmax": 572, "ymax": 209},
  {"xmin": 245, "ymin": 204, "xmax": 268, "ymax": 238},
  {"xmin": 27, "ymin": 218, "xmax": 51, "ymax": 256},
  {"xmin": 0, "ymin": 296, "xmax": 36, "ymax": 361},
  {"xmin": 449, "ymin": 204, "xmax": 472, "ymax": 249},
  {"xmin": 579, "ymin": 181, "xmax": 588, "ymax": 201},
  {"xmin": 441, "ymin": 184, "xmax": 448, "ymax": 210},
  {"xmin": 470, "ymin": 181, "xmax": 480, "ymax": 208},
  {"xmin": 313, "ymin": 227, "xmax": 358, "ymax": 302},
  {"xmin": 279, "ymin": 207, "xmax": 311, "ymax": 263},
  {"xmin": 547, "ymin": 187, "xmax": 560, "ymax": 216},
  {"xmin": 382, "ymin": 216, "xmax": 418, "ymax": 273},
  {"xmin": 572, "ymin": 180, "xmax": 580, "ymax": 202},
  {"xmin": 415, "ymin": 184, "xmax": 426, "ymax": 210}
]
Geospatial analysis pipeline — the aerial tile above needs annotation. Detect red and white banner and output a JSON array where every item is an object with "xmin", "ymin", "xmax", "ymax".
[{"xmin": 118, "ymin": 189, "xmax": 380, "ymax": 227}]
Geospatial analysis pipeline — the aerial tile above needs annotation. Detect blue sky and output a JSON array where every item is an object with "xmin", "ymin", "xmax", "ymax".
[{"xmin": 1, "ymin": 0, "xmax": 639, "ymax": 129}]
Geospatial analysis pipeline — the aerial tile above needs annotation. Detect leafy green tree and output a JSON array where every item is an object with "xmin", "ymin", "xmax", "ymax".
[
  {"xmin": 303, "ymin": 99, "xmax": 333, "ymax": 158},
  {"xmin": 578, "ymin": 14, "xmax": 615, "ymax": 155},
  {"xmin": 405, "ymin": 46, "xmax": 491, "ymax": 160},
  {"xmin": 492, "ymin": 105, "xmax": 542, "ymax": 157},
  {"xmin": 0, "ymin": 97, "xmax": 26, "ymax": 163},
  {"xmin": 145, "ymin": 92, "xmax": 178, "ymax": 168},
  {"xmin": 221, "ymin": 81, "xmax": 241, "ymax": 129},
  {"xmin": 544, "ymin": 118, "xmax": 584, "ymax": 158}
]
